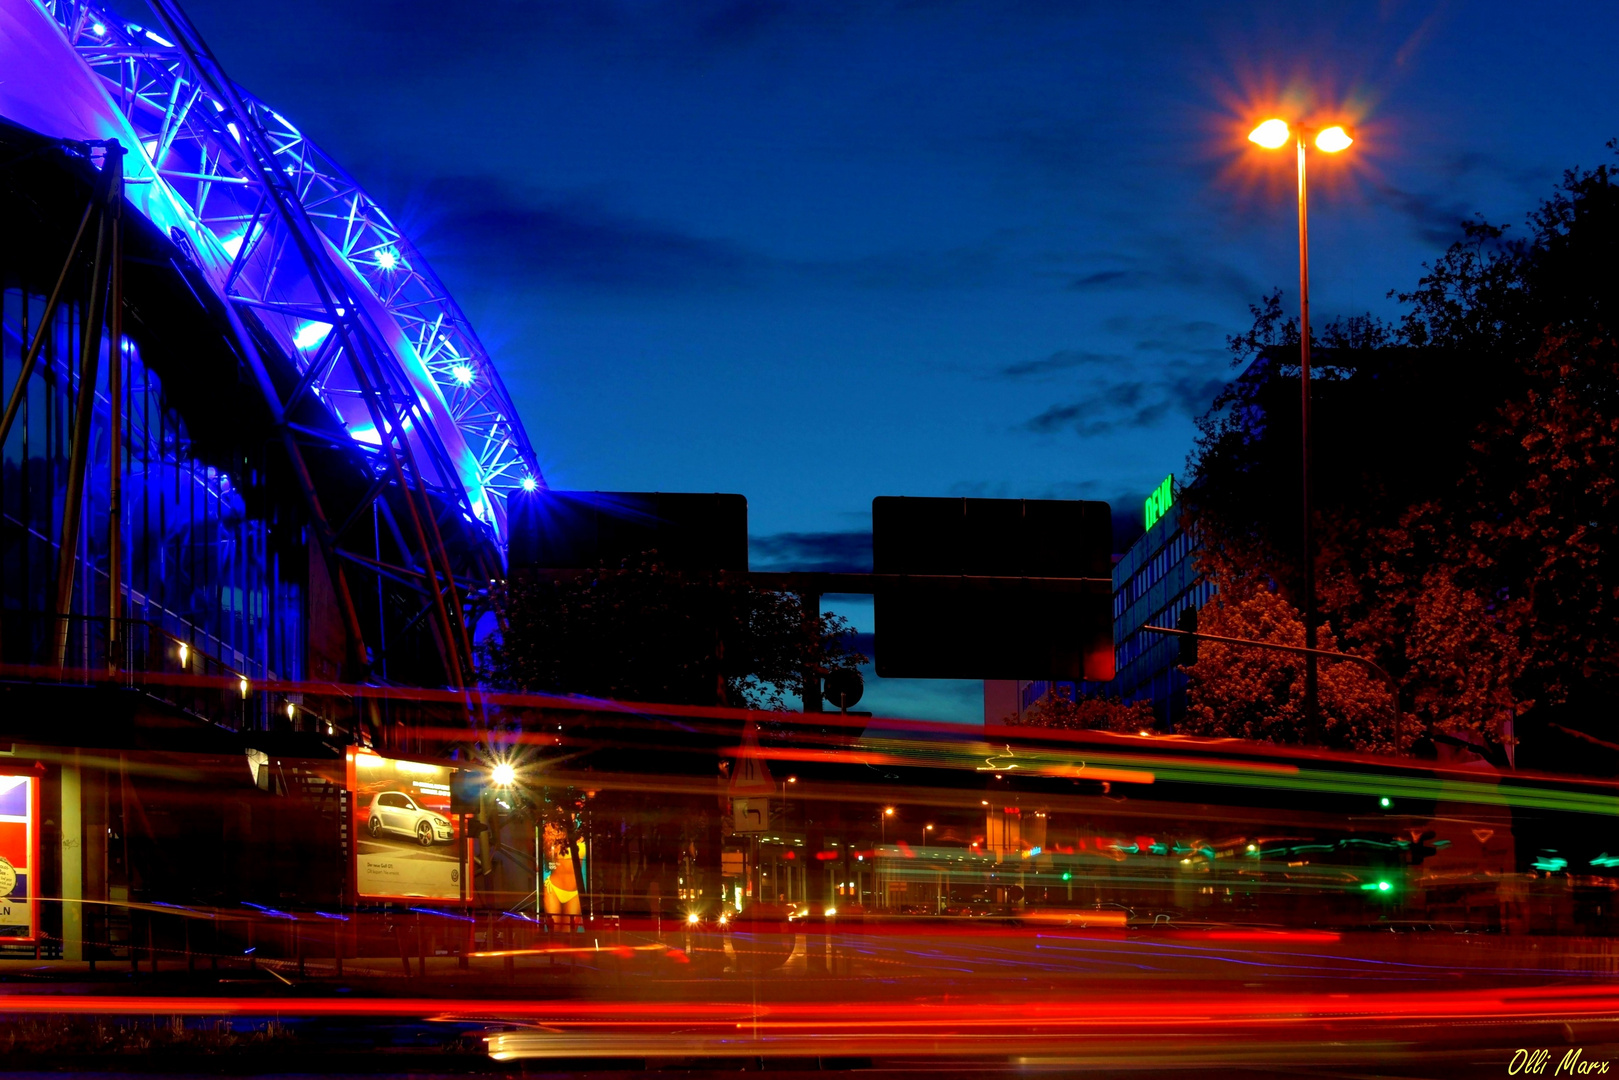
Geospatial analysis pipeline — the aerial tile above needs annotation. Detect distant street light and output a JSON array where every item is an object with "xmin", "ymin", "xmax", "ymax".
[
  {"xmin": 1246, "ymin": 116, "xmax": 1354, "ymax": 739},
  {"xmin": 491, "ymin": 761, "xmax": 517, "ymax": 787}
]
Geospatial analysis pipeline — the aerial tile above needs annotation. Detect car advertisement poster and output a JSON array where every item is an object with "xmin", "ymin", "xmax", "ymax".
[
  {"xmin": 348, "ymin": 750, "xmax": 465, "ymax": 901},
  {"xmin": 0, "ymin": 774, "xmax": 37, "ymax": 941}
]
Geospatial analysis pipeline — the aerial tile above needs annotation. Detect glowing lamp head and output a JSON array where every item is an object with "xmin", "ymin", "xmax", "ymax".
[
  {"xmin": 178, "ymin": 642, "xmax": 189, "ymax": 668},
  {"xmin": 451, "ymin": 364, "xmax": 475, "ymax": 387},
  {"xmin": 824, "ymin": 907, "xmax": 836, "ymax": 917},
  {"xmin": 521, "ymin": 477, "xmax": 538, "ymax": 493},
  {"xmin": 491, "ymin": 762, "xmax": 517, "ymax": 787},
  {"xmin": 375, "ymin": 249, "xmax": 398, "ymax": 271},
  {"xmin": 1248, "ymin": 118, "xmax": 1291, "ymax": 149},
  {"xmin": 286, "ymin": 701, "xmax": 296, "ymax": 721},
  {"xmin": 687, "ymin": 912, "xmax": 700, "ymax": 925},
  {"xmin": 1377, "ymin": 880, "xmax": 1392, "ymax": 892},
  {"xmin": 1315, "ymin": 125, "xmax": 1353, "ymax": 153},
  {"xmin": 92, "ymin": 22, "xmax": 106, "ymax": 35},
  {"xmin": 239, "ymin": 677, "xmax": 250, "ymax": 699},
  {"xmin": 884, "ymin": 807, "xmax": 894, "ymax": 816},
  {"xmin": 786, "ymin": 775, "xmax": 797, "ymax": 784},
  {"xmin": 1379, "ymin": 796, "xmax": 1392, "ymax": 808}
]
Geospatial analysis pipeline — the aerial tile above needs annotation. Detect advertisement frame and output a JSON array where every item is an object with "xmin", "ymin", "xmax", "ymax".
[
  {"xmin": 346, "ymin": 749, "xmax": 472, "ymax": 905},
  {"xmin": 0, "ymin": 768, "xmax": 41, "ymax": 945}
]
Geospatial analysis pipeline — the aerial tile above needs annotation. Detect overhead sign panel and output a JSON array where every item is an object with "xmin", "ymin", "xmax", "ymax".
[
  {"xmin": 872, "ymin": 497, "xmax": 1114, "ymax": 681},
  {"xmin": 508, "ymin": 491, "xmax": 748, "ymax": 573}
]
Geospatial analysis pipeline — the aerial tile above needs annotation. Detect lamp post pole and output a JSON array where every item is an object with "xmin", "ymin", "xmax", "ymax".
[
  {"xmin": 1251, "ymin": 118, "xmax": 1352, "ymax": 742},
  {"xmin": 1296, "ymin": 133, "xmax": 1318, "ymax": 741}
]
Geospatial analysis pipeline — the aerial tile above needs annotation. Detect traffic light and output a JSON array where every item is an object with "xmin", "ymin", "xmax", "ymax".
[{"xmin": 1177, "ymin": 606, "xmax": 1198, "ymax": 666}]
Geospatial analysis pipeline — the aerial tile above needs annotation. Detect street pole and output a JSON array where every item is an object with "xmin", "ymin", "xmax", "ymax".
[{"xmin": 1296, "ymin": 133, "xmax": 1318, "ymax": 743}]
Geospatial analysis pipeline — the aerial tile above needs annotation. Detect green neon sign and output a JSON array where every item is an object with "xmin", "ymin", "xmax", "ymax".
[{"xmin": 1144, "ymin": 474, "xmax": 1174, "ymax": 530}]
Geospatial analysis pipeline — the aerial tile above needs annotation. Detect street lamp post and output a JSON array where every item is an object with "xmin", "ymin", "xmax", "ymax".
[{"xmin": 1247, "ymin": 118, "xmax": 1354, "ymax": 741}]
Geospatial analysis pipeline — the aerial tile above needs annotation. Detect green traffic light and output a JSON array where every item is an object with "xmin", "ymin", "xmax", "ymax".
[
  {"xmin": 1379, "ymin": 797, "xmax": 1391, "ymax": 808},
  {"xmin": 1061, "ymin": 872, "xmax": 1072, "ymax": 881}
]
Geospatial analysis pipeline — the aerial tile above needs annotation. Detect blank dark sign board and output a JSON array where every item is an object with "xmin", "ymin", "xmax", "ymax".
[
  {"xmin": 872, "ymin": 496, "xmax": 1114, "ymax": 681},
  {"xmin": 507, "ymin": 491, "xmax": 748, "ymax": 573}
]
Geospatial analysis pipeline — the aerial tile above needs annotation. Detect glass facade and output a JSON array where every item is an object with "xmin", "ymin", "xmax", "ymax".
[{"xmin": 0, "ymin": 287, "xmax": 305, "ymax": 721}]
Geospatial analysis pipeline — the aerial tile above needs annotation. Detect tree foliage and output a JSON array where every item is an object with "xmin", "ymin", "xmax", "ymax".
[
  {"xmin": 481, "ymin": 555, "xmax": 865, "ymax": 710},
  {"xmin": 1002, "ymin": 686, "xmax": 1156, "ymax": 734},
  {"xmin": 1180, "ymin": 573, "xmax": 1396, "ymax": 753}
]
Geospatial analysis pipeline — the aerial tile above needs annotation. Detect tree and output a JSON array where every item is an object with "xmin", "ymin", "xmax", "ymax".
[
  {"xmin": 481, "ymin": 554, "xmax": 865, "ymax": 709},
  {"xmin": 1180, "ymin": 571, "xmax": 1396, "ymax": 753},
  {"xmin": 1003, "ymin": 685, "xmax": 1156, "ymax": 734},
  {"xmin": 1184, "ymin": 144, "xmax": 1619, "ymax": 760}
]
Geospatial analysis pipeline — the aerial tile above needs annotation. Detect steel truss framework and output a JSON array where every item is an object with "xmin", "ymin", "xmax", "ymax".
[{"xmin": 30, "ymin": 0, "xmax": 546, "ymax": 685}]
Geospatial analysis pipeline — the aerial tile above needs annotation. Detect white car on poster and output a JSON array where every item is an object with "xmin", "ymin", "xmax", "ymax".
[{"xmin": 366, "ymin": 791, "xmax": 454, "ymax": 846}]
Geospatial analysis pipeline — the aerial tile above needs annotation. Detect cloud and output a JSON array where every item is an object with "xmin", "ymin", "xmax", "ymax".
[
  {"xmin": 1375, "ymin": 183, "xmax": 1481, "ymax": 248},
  {"xmin": 1018, "ymin": 361, "xmax": 1228, "ymax": 439},
  {"xmin": 750, "ymin": 530, "xmax": 873, "ymax": 572},
  {"xmin": 394, "ymin": 174, "xmax": 1029, "ymax": 295},
  {"xmin": 399, "ymin": 176, "xmax": 763, "ymax": 290},
  {"xmin": 999, "ymin": 349, "xmax": 1121, "ymax": 379},
  {"xmin": 1063, "ymin": 237, "xmax": 1259, "ymax": 303}
]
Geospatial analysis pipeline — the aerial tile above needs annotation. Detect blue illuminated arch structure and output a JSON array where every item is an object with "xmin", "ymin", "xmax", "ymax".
[{"xmin": 6, "ymin": 0, "xmax": 545, "ymax": 684}]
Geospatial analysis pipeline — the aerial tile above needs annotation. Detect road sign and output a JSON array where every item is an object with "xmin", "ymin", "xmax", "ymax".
[
  {"xmin": 508, "ymin": 490, "xmax": 748, "ymax": 573},
  {"xmin": 872, "ymin": 496, "xmax": 1114, "ymax": 680},
  {"xmin": 732, "ymin": 798, "xmax": 771, "ymax": 832}
]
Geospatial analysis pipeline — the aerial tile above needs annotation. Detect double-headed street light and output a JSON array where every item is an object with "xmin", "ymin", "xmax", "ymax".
[{"xmin": 1247, "ymin": 117, "xmax": 1354, "ymax": 739}]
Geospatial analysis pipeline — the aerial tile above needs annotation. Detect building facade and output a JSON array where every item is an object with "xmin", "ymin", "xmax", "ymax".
[
  {"xmin": 0, "ymin": 0, "xmax": 543, "ymax": 958},
  {"xmin": 1111, "ymin": 479, "xmax": 1212, "ymax": 727}
]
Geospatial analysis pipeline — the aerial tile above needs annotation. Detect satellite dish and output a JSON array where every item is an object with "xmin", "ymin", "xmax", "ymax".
[{"xmin": 822, "ymin": 669, "xmax": 864, "ymax": 711}]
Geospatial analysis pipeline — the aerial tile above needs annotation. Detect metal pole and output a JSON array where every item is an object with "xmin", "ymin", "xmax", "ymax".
[
  {"xmin": 800, "ymin": 589, "xmax": 822, "ymax": 713},
  {"xmin": 0, "ymin": 201, "xmax": 95, "ymax": 449},
  {"xmin": 1296, "ymin": 135, "xmax": 1318, "ymax": 742},
  {"xmin": 106, "ymin": 156, "xmax": 124, "ymax": 673},
  {"xmin": 54, "ymin": 146, "xmax": 120, "ymax": 669}
]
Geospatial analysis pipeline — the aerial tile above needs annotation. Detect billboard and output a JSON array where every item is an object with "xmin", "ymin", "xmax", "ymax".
[
  {"xmin": 0, "ymin": 773, "xmax": 37, "ymax": 942},
  {"xmin": 348, "ymin": 750, "xmax": 465, "ymax": 901}
]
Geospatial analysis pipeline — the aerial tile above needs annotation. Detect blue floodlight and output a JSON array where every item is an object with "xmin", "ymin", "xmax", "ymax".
[
  {"xmin": 375, "ymin": 249, "xmax": 398, "ymax": 271},
  {"xmin": 91, "ymin": 22, "xmax": 105, "ymax": 35},
  {"xmin": 293, "ymin": 321, "xmax": 332, "ymax": 351},
  {"xmin": 521, "ymin": 476, "xmax": 538, "ymax": 492},
  {"xmin": 451, "ymin": 363, "xmax": 474, "ymax": 387}
]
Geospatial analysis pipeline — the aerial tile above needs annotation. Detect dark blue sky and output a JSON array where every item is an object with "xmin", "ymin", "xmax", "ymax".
[{"xmin": 178, "ymin": 0, "xmax": 1619, "ymax": 719}]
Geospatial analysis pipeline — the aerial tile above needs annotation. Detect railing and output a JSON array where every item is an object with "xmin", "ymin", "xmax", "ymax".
[{"xmin": 0, "ymin": 611, "xmax": 274, "ymax": 731}]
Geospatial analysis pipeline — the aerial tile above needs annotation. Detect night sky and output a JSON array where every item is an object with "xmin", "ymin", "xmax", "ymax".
[{"xmin": 173, "ymin": 0, "xmax": 1619, "ymax": 720}]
